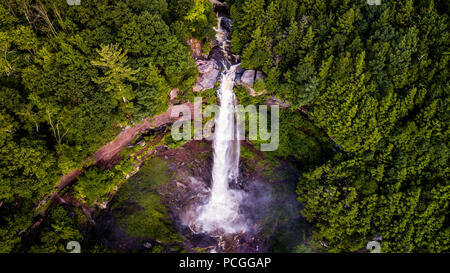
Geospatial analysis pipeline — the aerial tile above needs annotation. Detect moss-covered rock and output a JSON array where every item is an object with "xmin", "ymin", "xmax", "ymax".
[{"xmin": 96, "ymin": 157, "xmax": 183, "ymax": 252}]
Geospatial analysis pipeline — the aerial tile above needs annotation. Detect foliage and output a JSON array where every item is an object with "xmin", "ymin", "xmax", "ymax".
[
  {"xmin": 230, "ymin": 0, "xmax": 449, "ymax": 252},
  {"xmin": 29, "ymin": 206, "xmax": 82, "ymax": 253},
  {"xmin": 91, "ymin": 44, "xmax": 139, "ymax": 114},
  {"xmin": 0, "ymin": 0, "xmax": 215, "ymax": 252},
  {"xmin": 112, "ymin": 157, "xmax": 182, "ymax": 246}
]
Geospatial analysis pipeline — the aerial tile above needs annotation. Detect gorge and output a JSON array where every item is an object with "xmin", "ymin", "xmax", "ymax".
[{"xmin": 93, "ymin": 4, "xmax": 308, "ymax": 253}]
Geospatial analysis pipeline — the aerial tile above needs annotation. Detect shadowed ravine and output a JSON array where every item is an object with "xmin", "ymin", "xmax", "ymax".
[
  {"xmin": 94, "ymin": 3, "xmax": 310, "ymax": 253},
  {"xmin": 169, "ymin": 8, "xmax": 307, "ymax": 252}
]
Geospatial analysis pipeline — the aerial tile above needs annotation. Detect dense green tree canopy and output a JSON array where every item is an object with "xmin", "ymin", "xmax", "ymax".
[
  {"xmin": 229, "ymin": 0, "xmax": 449, "ymax": 252},
  {"xmin": 0, "ymin": 0, "xmax": 215, "ymax": 252}
]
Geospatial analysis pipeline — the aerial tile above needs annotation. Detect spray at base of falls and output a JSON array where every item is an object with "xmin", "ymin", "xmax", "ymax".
[{"xmin": 194, "ymin": 64, "xmax": 247, "ymax": 234}]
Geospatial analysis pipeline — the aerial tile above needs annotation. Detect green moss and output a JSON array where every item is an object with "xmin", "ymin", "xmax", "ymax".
[
  {"xmin": 240, "ymin": 146, "xmax": 256, "ymax": 162},
  {"xmin": 239, "ymin": 146, "xmax": 257, "ymax": 172},
  {"xmin": 192, "ymin": 247, "xmax": 208, "ymax": 253},
  {"xmin": 294, "ymin": 243, "xmax": 315, "ymax": 253},
  {"xmin": 162, "ymin": 129, "xmax": 190, "ymax": 149},
  {"xmin": 253, "ymin": 78, "xmax": 266, "ymax": 92},
  {"xmin": 198, "ymin": 142, "xmax": 208, "ymax": 149},
  {"xmin": 170, "ymin": 244, "xmax": 183, "ymax": 252},
  {"xmin": 234, "ymin": 84, "xmax": 268, "ymax": 106},
  {"xmin": 177, "ymin": 89, "xmax": 196, "ymax": 103},
  {"xmin": 202, "ymin": 88, "xmax": 217, "ymax": 105},
  {"xmin": 112, "ymin": 157, "xmax": 182, "ymax": 244},
  {"xmin": 201, "ymin": 41, "xmax": 211, "ymax": 56},
  {"xmin": 150, "ymin": 245, "xmax": 165, "ymax": 253}
]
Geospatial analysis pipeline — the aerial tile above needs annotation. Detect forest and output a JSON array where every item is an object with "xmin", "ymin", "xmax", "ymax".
[
  {"xmin": 228, "ymin": 0, "xmax": 449, "ymax": 252},
  {"xmin": 0, "ymin": 0, "xmax": 448, "ymax": 253}
]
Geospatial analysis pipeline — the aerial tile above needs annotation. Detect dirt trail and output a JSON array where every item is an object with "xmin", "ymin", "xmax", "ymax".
[
  {"xmin": 35, "ymin": 103, "xmax": 195, "ymax": 216},
  {"xmin": 93, "ymin": 103, "xmax": 193, "ymax": 167}
]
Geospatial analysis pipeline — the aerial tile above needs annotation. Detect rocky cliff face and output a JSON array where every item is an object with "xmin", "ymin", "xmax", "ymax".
[{"xmin": 95, "ymin": 139, "xmax": 308, "ymax": 253}]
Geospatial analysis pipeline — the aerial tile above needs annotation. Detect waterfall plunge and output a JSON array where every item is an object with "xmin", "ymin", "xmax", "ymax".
[{"xmin": 195, "ymin": 64, "xmax": 247, "ymax": 234}]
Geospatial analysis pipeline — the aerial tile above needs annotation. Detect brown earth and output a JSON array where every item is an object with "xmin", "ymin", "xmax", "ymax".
[
  {"xmin": 57, "ymin": 103, "xmax": 195, "ymax": 192},
  {"xmin": 34, "ymin": 102, "xmax": 196, "ymax": 222}
]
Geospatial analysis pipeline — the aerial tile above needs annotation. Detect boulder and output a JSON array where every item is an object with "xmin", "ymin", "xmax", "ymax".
[
  {"xmin": 137, "ymin": 140, "xmax": 146, "ymax": 147},
  {"xmin": 186, "ymin": 37, "xmax": 202, "ymax": 59},
  {"xmin": 234, "ymin": 67, "xmax": 245, "ymax": 84},
  {"xmin": 235, "ymin": 66, "xmax": 245, "ymax": 76},
  {"xmin": 196, "ymin": 59, "xmax": 214, "ymax": 74},
  {"xmin": 169, "ymin": 88, "xmax": 178, "ymax": 101},
  {"xmin": 193, "ymin": 61, "xmax": 219, "ymax": 92},
  {"xmin": 241, "ymin": 70, "xmax": 255, "ymax": 86},
  {"xmin": 193, "ymin": 84, "xmax": 203, "ymax": 92},
  {"xmin": 255, "ymin": 70, "xmax": 265, "ymax": 81}
]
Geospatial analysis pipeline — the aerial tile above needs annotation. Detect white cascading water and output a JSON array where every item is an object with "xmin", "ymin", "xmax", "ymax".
[
  {"xmin": 195, "ymin": 64, "xmax": 246, "ymax": 234},
  {"xmin": 194, "ymin": 17, "xmax": 247, "ymax": 235}
]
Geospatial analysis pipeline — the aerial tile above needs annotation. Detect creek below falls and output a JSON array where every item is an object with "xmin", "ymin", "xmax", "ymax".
[{"xmin": 93, "ymin": 3, "xmax": 310, "ymax": 253}]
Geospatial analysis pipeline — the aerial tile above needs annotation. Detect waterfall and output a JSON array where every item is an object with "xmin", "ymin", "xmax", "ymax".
[
  {"xmin": 194, "ymin": 16, "xmax": 247, "ymax": 235},
  {"xmin": 195, "ymin": 64, "xmax": 246, "ymax": 234}
]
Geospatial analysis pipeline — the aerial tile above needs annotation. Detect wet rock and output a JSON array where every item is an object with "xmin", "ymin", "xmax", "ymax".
[
  {"xmin": 196, "ymin": 59, "xmax": 215, "ymax": 74},
  {"xmin": 187, "ymin": 37, "xmax": 203, "ymax": 59},
  {"xmin": 241, "ymin": 70, "xmax": 255, "ymax": 86},
  {"xmin": 210, "ymin": 40, "xmax": 219, "ymax": 49},
  {"xmin": 235, "ymin": 66, "xmax": 245, "ymax": 83},
  {"xmin": 143, "ymin": 242, "xmax": 152, "ymax": 248},
  {"xmin": 189, "ymin": 233, "xmax": 217, "ymax": 249},
  {"xmin": 265, "ymin": 96, "xmax": 290, "ymax": 109},
  {"xmin": 137, "ymin": 140, "xmax": 146, "ymax": 147},
  {"xmin": 192, "ymin": 60, "xmax": 219, "ymax": 92},
  {"xmin": 235, "ymin": 66, "xmax": 245, "ymax": 75},
  {"xmin": 169, "ymin": 88, "xmax": 178, "ymax": 101},
  {"xmin": 255, "ymin": 70, "xmax": 265, "ymax": 81}
]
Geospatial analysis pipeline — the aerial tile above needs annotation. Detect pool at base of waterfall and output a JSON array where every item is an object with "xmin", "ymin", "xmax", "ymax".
[{"xmin": 94, "ymin": 140, "xmax": 313, "ymax": 253}]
